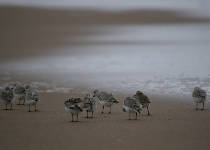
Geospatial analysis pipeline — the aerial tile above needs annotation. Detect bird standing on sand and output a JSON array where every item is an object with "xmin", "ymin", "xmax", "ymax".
[
  {"xmin": 82, "ymin": 93, "xmax": 97, "ymax": 118},
  {"xmin": 192, "ymin": 87, "xmax": 207, "ymax": 110},
  {"xmin": 93, "ymin": 89, "xmax": 119, "ymax": 114},
  {"xmin": 133, "ymin": 91, "xmax": 151, "ymax": 116},
  {"xmin": 123, "ymin": 97, "xmax": 142, "ymax": 120},
  {"xmin": 64, "ymin": 98, "xmax": 83, "ymax": 122},
  {"xmin": 0, "ymin": 85, "xmax": 15, "ymax": 110},
  {"xmin": 14, "ymin": 84, "xmax": 26, "ymax": 105},
  {"xmin": 25, "ymin": 88, "xmax": 40, "ymax": 112}
]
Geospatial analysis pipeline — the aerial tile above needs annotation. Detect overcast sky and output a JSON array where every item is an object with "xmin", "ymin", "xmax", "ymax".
[{"xmin": 0, "ymin": 0, "xmax": 209, "ymax": 10}]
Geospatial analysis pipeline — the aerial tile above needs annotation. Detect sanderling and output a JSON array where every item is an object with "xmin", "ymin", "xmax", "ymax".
[
  {"xmin": 0, "ymin": 85, "xmax": 15, "ymax": 110},
  {"xmin": 192, "ymin": 87, "xmax": 207, "ymax": 110},
  {"xmin": 133, "ymin": 91, "xmax": 151, "ymax": 116},
  {"xmin": 65, "ymin": 98, "xmax": 83, "ymax": 122},
  {"xmin": 82, "ymin": 93, "xmax": 97, "ymax": 118},
  {"xmin": 93, "ymin": 89, "xmax": 119, "ymax": 114},
  {"xmin": 25, "ymin": 88, "xmax": 40, "ymax": 112},
  {"xmin": 14, "ymin": 83, "xmax": 27, "ymax": 105},
  {"xmin": 123, "ymin": 97, "xmax": 141, "ymax": 120}
]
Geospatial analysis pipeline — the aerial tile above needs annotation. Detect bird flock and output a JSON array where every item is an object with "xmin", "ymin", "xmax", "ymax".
[
  {"xmin": 0, "ymin": 82, "xmax": 208, "ymax": 122},
  {"xmin": 65, "ymin": 89, "xmax": 120, "ymax": 122},
  {"xmin": 64, "ymin": 87, "xmax": 207, "ymax": 122},
  {"xmin": 0, "ymin": 82, "xmax": 40, "ymax": 112}
]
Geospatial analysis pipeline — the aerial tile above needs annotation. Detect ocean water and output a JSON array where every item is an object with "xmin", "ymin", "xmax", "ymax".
[{"xmin": 1, "ymin": 23, "xmax": 210, "ymax": 97}]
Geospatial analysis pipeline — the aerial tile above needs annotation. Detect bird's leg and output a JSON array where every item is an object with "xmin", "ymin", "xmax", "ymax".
[
  {"xmin": 129, "ymin": 111, "xmax": 131, "ymax": 120},
  {"xmin": 135, "ymin": 112, "xmax": 137, "ymax": 120},
  {"xmin": 147, "ymin": 106, "xmax": 150, "ymax": 116},
  {"xmin": 109, "ymin": 106, "xmax": 112, "ymax": 114},
  {"xmin": 77, "ymin": 114, "xmax": 79, "ymax": 122},
  {"xmin": 202, "ymin": 102, "xmax": 205, "ymax": 110},
  {"xmin": 195, "ymin": 103, "xmax": 198, "ymax": 110},
  {"xmin": 23, "ymin": 98, "xmax": 25, "ymax": 105},
  {"xmin": 91, "ymin": 111, "xmax": 94, "ymax": 118},
  {"xmin": 86, "ymin": 110, "xmax": 89, "ymax": 118},
  {"xmin": 35, "ymin": 104, "xmax": 37, "ymax": 112},
  {"xmin": 109, "ymin": 106, "xmax": 111, "ymax": 114},
  {"xmin": 101, "ymin": 105, "xmax": 104, "ymax": 114},
  {"xmin": 5, "ymin": 104, "xmax": 8, "ymax": 110},
  {"xmin": 71, "ymin": 113, "xmax": 74, "ymax": 122},
  {"xmin": 10, "ymin": 104, "xmax": 13, "ymax": 110},
  {"xmin": 28, "ymin": 104, "xmax": 31, "ymax": 112}
]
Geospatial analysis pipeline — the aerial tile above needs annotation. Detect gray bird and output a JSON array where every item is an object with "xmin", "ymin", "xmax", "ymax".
[
  {"xmin": 14, "ymin": 84, "xmax": 26, "ymax": 105},
  {"xmin": 0, "ymin": 85, "xmax": 15, "ymax": 110},
  {"xmin": 123, "ymin": 97, "xmax": 142, "ymax": 120},
  {"xmin": 25, "ymin": 88, "xmax": 40, "ymax": 112},
  {"xmin": 192, "ymin": 87, "xmax": 207, "ymax": 110},
  {"xmin": 133, "ymin": 91, "xmax": 151, "ymax": 116},
  {"xmin": 93, "ymin": 89, "xmax": 119, "ymax": 114},
  {"xmin": 82, "ymin": 93, "xmax": 97, "ymax": 118},
  {"xmin": 64, "ymin": 98, "xmax": 83, "ymax": 122}
]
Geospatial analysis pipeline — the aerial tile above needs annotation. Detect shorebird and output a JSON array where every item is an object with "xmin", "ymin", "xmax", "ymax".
[
  {"xmin": 25, "ymin": 89, "xmax": 40, "ymax": 112},
  {"xmin": 123, "ymin": 97, "xmax": 142, "ymax": 120},
  {"xmin": 14, "ymin": 84, "xmax": 26, "ymax": 105},
  {"xmin": 64, "ymin": 98, "xmax": 83, "ymax": 122},
  {"xmin": 192, "ymin": 87, "xmax": 207, "ymax": 110},
  {"xmin": 0, "ymin": 86, "xmax": 15, "ymax": 110},
  {"xmin": 133, "ymin": 91, "xmax": 151, "ymax": 116},
  {"xmin": 93, "ymin": 89, "xmax": 119, "ymax": 114},
  {"xmin": 82, "ymin": 93, "xmax": 97, "ymax": 118}
]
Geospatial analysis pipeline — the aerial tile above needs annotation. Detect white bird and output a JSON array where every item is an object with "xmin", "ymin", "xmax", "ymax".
[
  {"xmin": 93, "ymin": 89, "xmax": 119, "ymax": 114},
  {"xmin": 25, "ymin": 88, "xmax": 40, "ymax": 112},
  {"xmin": 192, "ymin": 87, "xmax": 207, "ymax": 110},
  {"xmin": 133, "ymin": 91, "xmax": 151, "ymax": 116},
  {"xmin": 123, "ymin": 97, "xmax": 142, "ymax": 120},
  {"xmin": 0, "ymin": 85, "xmax": 15, "ymax": 110},
  {"xmin": 64, "ymin": 98, "xmax": 83, "ymax": 122},
  {"xmin": 82, "ymin": 93, "xmax": 97, "ymax": 118}
]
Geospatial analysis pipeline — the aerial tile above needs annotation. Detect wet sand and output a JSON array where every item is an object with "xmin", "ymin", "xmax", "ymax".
[{"xmin": 0, "ymin": 92, "xmax": 209, "ymax": 150}]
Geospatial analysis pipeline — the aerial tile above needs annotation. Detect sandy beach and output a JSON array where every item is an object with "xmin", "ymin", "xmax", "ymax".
[{"xmin": 0, "ymin": 92, "xmax": 209, "ymax": 150}]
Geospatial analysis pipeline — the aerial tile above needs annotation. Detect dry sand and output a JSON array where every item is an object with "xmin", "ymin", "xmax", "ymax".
[{"xmin": 0, "ymin": 92, "xmax": 210, "ymax": 150}]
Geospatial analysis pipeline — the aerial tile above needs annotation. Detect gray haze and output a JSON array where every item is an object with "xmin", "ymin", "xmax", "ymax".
[
  {"xmin": 0, "ymin": 1, "xmax": 210, "ymax": 96},
  {"xmin": 0, "ymin": 0, "xmax": 209, "ymax": 10}
]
